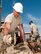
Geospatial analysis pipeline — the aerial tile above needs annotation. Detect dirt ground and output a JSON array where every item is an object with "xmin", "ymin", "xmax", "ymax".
[{"xmin": 0, "ymin": 42, "xmax": 41, "ymax": 54}]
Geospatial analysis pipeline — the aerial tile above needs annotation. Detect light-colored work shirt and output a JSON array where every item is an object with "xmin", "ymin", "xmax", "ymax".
[
  {"xmin": 5, "ymin": 13, "xmax": 22, "ymax": 32},
  {"xmin": 30, "ymin": 23, "xmax": 38, "ymax": 33}
]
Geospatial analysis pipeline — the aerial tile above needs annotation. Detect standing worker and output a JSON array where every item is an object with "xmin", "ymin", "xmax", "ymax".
[
  {"xmin": 29, "ymin": 21, "xmax": 40, "ymax": 52},
  {"xmin": 3, "ymin": 2, "xmax": 26, "ymax": 45},
  {"xmin": 29, "ymin": 21, "xmax": 39, "ymax": 42}
]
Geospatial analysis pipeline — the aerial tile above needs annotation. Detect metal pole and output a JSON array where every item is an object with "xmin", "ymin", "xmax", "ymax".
[{"xmin": 0, "ymin": 0, "xmax": 2, "ymax": 26}]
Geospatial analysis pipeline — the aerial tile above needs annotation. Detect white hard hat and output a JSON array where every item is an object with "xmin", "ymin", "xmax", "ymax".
[{"xmin": 13, "ymin": 2, "xmax": 23, "ymax": 13}]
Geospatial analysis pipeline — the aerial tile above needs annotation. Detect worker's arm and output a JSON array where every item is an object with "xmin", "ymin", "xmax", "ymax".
[
  {"xmin": 3, "ymin": 22, "xmax": 11, "ymax": 35},
  {"xmin": 19, "ymin": 24, "xmax": 25, "ymax": 42}
]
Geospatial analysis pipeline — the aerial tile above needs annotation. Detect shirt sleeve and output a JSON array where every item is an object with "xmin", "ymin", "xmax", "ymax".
[{"xmin": 5, "ymin": 14, "xmax": 12, "ymax": 23}]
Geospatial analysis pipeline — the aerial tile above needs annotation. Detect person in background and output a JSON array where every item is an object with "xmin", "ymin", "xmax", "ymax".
[
  {"xmin": 29, "ymin": 21, "xmax": 40, "ymax": 52},
  {"xmin": 29, "ymin": 20, "xmax": 39, "ymax": 42}
]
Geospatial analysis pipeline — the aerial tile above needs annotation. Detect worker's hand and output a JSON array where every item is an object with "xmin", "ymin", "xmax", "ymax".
[
  {"xmin": 23, "ymin": 41, "xmax": 28, "ymax": 45},
  {"xmin": 23, "ymin": 41, "xmax": 28, "ymax": 48}
]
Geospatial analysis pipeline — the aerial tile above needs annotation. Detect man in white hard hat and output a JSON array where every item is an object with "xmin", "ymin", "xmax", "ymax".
[{"xmin": 3, "ymin": 2, "xmax": 26, "ymax": 45}]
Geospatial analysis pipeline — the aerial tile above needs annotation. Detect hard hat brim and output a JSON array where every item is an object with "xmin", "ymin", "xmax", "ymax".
[{"xmin": 13, "ymin": 7, "xmax": 23, "ymax": 13}]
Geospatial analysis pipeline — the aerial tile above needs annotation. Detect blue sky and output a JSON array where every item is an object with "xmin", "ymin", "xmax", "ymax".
[{"xmin": 2, "ymin": 0, "xmax": 41, "ymax": 35}]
